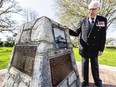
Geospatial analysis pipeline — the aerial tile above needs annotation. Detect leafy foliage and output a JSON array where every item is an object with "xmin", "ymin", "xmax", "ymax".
[
  {"xmin": 0, "ymin": 41, "xmax": 3, "ymax": 47},
  {"xmin": 3, "ymin": 41, "xmax": 14, "ymax": 47},
  {"xmin": 0, "ymin": 0, "xmax": 22, "ymax": 32},
  {"xmin": 53, "ymin": 0, "xmax": 116, "ymax": 29}
]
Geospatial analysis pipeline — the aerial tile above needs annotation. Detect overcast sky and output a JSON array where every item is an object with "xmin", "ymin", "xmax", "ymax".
[
  {"xmin": 0, "ymin": 0, "xmax": 58, "ymax": 41},
  {"xmin": 15, "ymin": 0, "xmax": 58, "ymax": 22}
]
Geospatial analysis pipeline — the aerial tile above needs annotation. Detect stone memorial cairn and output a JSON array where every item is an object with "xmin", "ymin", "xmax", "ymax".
[{"xmin": 3, "ymin": 16, "xmax": 80, "ymax": 87}]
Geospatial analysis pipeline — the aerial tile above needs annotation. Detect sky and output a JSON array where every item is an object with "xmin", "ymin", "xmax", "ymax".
[
  {"xmin": 15, "ymin": 0, "xmax": 58, "ymax": 22},
  {"xmin": 0, "ymin": 0, "xmax": 116, "ymax": 41},
  {"xmin": 1, "ymin": 0, "xmax": 58, "ymax": 41}
]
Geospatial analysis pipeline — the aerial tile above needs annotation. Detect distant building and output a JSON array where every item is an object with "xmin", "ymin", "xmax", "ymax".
[{"xmin": 107, "ymin": 38, "xmax": 116, "ymax": 45}]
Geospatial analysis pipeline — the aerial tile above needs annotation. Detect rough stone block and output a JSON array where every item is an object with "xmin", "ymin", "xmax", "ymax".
[
  {"xmin": 31, "ymin": 17, "xmax": 54, "ymax": 43},
  {"xmin": 15, "ymin": 25, "xmax": 24, "ymax": 44},
  {"xmin": 9, "ymin": 67, "xmax": 20, "ymax": 81},
  {"xmin": 13, "ymin": 83, "xmax": 18, "ymax": 87},
  {"xmin": 4, "ymin": 78, "xmax": 14, "ymax": 87},
  {"xmin": 70, "ymin": 81, "xmax": 77, "ymax": 87},
  {"xmin": 18, "ymin": 82, "xmax": 27, "ymax": 87},
  {"xmin": 65, "ymin": 29, "xmax": 71, "ymax": 44},
  {"xmin": 37, "ymin": 42, "xmax": 53, "ymax": 53},
  {"xmin": 68, "ymin": 71, "xmax": 77, "ymax": 85},
  {"xmin": 23, "ymin": 20, "xmax": 36, "ymax": 30},
  {"xmin": 20, "ymin": 30, "xmax": 31, "ymax": 43},
  {"xmin": 30, "ymin": 55, "xmax": 52, "ymax": 87},
  {"xmin": 57, "ymin": 79, "xmax": 68, "ymax": 87}
]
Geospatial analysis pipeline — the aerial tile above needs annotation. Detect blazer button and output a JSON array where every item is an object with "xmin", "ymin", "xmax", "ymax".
[
  {"xmin": 94, "ymin": 36, "xmax": 96, "ymax": 38},
  {"xmin": 93, "ymin": 44, "xmax": 95, "ymax": 46}
]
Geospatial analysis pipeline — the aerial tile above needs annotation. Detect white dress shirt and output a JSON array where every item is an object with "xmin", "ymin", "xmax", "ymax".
[{"xmin": 89, "ymin": 16, "xmax": 96, "ymax": 24}]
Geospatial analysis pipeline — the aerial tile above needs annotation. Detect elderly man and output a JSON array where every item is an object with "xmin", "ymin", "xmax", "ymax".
[{"xmin": 69, "ymin": 1, "xmax": 107, "ymax": 87}]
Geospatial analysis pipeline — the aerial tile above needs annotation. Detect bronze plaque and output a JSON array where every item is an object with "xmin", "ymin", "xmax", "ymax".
[
  {"xmin": 12, "ymin": 46, "xmax": 37, "ymax": 76},
  {"xmin": 50, "ymin": 54, "xmax": 73, "ymax": 86}
]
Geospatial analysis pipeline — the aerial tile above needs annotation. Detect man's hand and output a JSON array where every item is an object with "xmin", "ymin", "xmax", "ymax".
[
  {"xmin": 63, "ymin": 25, "xmax": 69, "ymax": 29},
  {"xmin": 98, "ymin": 51, "xmax": 103, "ymax": 56}
]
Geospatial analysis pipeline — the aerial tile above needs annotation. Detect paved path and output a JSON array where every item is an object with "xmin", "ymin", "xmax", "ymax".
[
  {"xmin": 0, "ymin": 69, "xmax": 6, "ymax": 87},
  {"xmin": 0, "ymin": 62, "xmax": 116, "ymax": 87},
  {"xmin": 77, "ymin": 62, "xmax": 116, "ymax": 87}
]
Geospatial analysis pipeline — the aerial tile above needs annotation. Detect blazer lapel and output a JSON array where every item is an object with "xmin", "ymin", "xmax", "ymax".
[{"xmin": 85, "ymin": 17, "xmax": 90, "ymax": 31}]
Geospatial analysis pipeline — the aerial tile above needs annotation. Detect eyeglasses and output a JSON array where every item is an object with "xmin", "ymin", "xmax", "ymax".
[{"xmin": 89, "ymin": 8, "xmax": 97, "ymax": 10}]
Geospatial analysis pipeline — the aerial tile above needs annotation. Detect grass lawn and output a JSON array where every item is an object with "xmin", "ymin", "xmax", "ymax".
[
  {"xmin": 73, "ymin": 47, "xmax": 116, "ymax": 67},
  {"xmin": 0, "ymin": 47, "xmax": 12, "ymax": 69},
  {"xmin": 0, "ymin": 47, "xmax": 116, "ymax": 70}
]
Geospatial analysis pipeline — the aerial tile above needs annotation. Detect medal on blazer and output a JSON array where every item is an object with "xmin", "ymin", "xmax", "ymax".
[{"xmin": 96, "ymin": 21, "xmax": 105, "ymax": 27}]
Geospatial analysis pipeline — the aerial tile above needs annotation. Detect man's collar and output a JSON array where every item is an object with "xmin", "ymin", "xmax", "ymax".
[
  {"xmin": 88, "ymin": 15, "xmax": 97, "ymax": 23},
  {"xmin": 89, "ymin": 16, "xmax": 97, "ymax": 21}
]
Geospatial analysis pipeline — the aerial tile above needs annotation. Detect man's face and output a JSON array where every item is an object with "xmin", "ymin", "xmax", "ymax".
[{"xmin": 88, "ymin": 8, "xmax": 99, "ymax": 18}]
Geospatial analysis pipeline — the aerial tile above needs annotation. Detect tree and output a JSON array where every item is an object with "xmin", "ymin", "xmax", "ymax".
[
  {"xmin": 53, "ymin": 0, "xmax": 116, "ymax": 29},
  {"xmin": 22, "ymin": 8, "xmax": 39, "ymax": 22},
  {"xmin": 9, "ymin": 9, "xmax": 39, "ymax": 37},
  {"xmin": 0, "ymin": 0, "xmax": 22, "ymax": 32}
]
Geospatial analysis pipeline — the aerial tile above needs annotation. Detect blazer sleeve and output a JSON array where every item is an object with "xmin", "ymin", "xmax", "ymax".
[
  {"xmin": 69, "ymin": 20, "xmax": 82, "ymax": 36},
  {"xmin": 99, "ymin": 18, "xmax": 107, "ymax": 52}
]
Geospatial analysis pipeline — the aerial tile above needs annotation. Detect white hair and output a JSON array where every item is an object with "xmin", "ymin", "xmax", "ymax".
[{"xmin": 88, "ymin": 0, "xmax": 100, "ymax": 9}]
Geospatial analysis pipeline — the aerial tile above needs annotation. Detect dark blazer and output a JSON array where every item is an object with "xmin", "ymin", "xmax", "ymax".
[{"xmin": 69, "ymin": 15, "xmax": 107, "ymax": 57}]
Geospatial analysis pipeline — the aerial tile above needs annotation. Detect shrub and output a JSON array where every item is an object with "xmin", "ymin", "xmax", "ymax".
[
  {"xmin": 0, "ymin": 41, "xmax": 3, "ymax": 47},
  {"xmin": 105, "ymin": 45, "xmax": 116, "ymax": 49},
  {"xmin": 3, "ymin": 41, "xmax": 15, "ymax": 47}
]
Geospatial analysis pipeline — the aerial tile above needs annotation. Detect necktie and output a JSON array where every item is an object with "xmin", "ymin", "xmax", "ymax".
[
  {"xmin": 91, "ymin": 18, "xmax": 94, "ymax": 27},
  {"xmin": 91, "ymin": 18, "xmax": 94, "ymax": 24}
]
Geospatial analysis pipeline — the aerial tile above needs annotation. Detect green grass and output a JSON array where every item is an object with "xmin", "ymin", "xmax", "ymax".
[
  {"xmin": 0, "ymin": 47, "xmax": 12, "ymax": 69},
  {"xmin": 73, "ymin": 47, "xmax": 116, "ymax": 67},
  {"xmin": 0, "ymin": 47, "xmax": 116, "ymax": 70}
]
